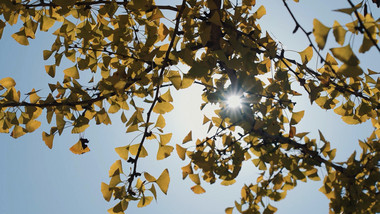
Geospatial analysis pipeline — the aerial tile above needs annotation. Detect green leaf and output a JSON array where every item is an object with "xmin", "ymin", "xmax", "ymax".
[
  {"xmin": 330, "ymin": 45, "xmax": 360, "ymax": 66},
  {"xmin": 156, "ymin": 169, "xmax": 170, "ymax": 194},
  {"xmin": 313, "ymin": 19, "xmax": 330, "ymax": 49}
]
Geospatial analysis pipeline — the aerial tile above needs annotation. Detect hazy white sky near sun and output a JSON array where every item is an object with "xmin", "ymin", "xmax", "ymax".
[{"xmin": 0, "ymin": 0, "xmax": 379, "ymax": 214}]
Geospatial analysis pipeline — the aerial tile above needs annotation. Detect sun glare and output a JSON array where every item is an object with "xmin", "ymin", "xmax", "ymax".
[{"xmin": 227, "ymin": 95, "xmax": 242, "ymax": 109}]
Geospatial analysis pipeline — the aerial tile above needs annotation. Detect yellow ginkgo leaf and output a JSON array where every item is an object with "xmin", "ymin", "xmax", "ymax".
[
  {"xmin": 253, "ymin": 5, "xmax": 266, "ymax": 19},
  {"xmin": 330, "ymin": 45, "xmax": 360, "ymax": 66},
  {"xmin": 156, "ymin": 169, "xmax": 170, "ymax": 194},
  {"xmin": 25, "ymin": 120, "xmax": 41, "ymax": 133},
  {"xmin": 63, "ymin": 66, "xmax": 79, "ymax": 79},
  {"xmin": 176, "ymin": 144, "xmax": 186, "ymax": 160},
  {"xmin": 155, "ymin": 114, "xmax": 166, "ymax": 129},
  {"xmin": 159, "ymin": 133, "xmax": 172, "ymax": 145},
  {"xmin": 313, "ymin": 19, "xmax": 330, "ymax": 49},
  {"xmin": 11, "ymin": 125, "xmax": 26, "ymax": 139},
  {"xmin": 298, "ymin": 46, "xmax": 313, "ymax": 64},
  {"xmin": 137, "ymin": 196, "xmax": 153, "ymax": 208},
  {"xmin": 152, "ymin": 101, "xmax": 174, "ymax": 114},
  {"xmin": 109, "ymin": 160, "xmax": 123, "ymax": 177},
  {"xmin": 182, "ymin": 131, "xmax": 192, "ymax": 144},
  {"xmin": 290, "ymin": 110, "xmax": 304, "ymax": 125},
  {"xmin": 69, "ymin": 139, "xmax": 90, "ymax": 155},
  {"xmin": 101, "ymin": 182, "xmax": 112, "ymax": 202},
  {"xmin": 332, "ymin": 21, "xmax": 347, "ymax": 46},
  {"xmin": 157, "ymin": 145, "xmax": 174, "ymax": 160},
  {"xmin": 129, "ymin": 144, "xmax": 148, "ymax": 157},
  {"xmin": 108, "ymin": 199, "xmax": 128, "ymax": 214},
  {"xmin": 191, "ymin": 185, "xmax": 206, "ymax": 194},
  {"xmin": 0, "ymin": 77, "xmax": 16, "ymax": 89},
  {"xmin": 144, "ymin": 172, "xmax": 156, "ymax": 182},
  {"xmin": 189, "ymin": 174, "xmax": 200, "ymax": 185},
  {"xmin": 42, "ymin": 131, "xmax": 54, "ymax": 149},
  {"xmin": 12, "ymin": 30, "xmax": 29, "ymax": 46},
  {"xmin": 114, "ymin": 146, "xmax": 129, "ymax": 160}
]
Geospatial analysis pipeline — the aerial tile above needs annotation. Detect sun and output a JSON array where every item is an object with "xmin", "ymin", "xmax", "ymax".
[{"xmin": 226, "ymin": 95, "xmax": 242, "ymax": 109}]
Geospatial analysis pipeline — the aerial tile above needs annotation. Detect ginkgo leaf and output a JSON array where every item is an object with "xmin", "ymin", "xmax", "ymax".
[
  {"xmin": 156, "ymin": 169, "xmax": 170, "ymax": 194},
  {"xmin": 69, "ymin": 139, "xmax": 90, "ymax": 155},
  {"xmin": 253, "ymin": 5, "xmax": 266, "ymax": 19},
  {"xmin": 45, "ymin": 65, "xmax": 56, "ymax": 78},
  {"xmin": 63, "ymin": 66, "xmax": 80, "ymax": 79},
  {"xmin": 25, "ymin": 120, "xmax": 41, "ymax": 132},
  {"xmin": 152, "ymin": 102, "xmax": 174, "ymax": 114},
  {"xmin": 11, "ymin": 125, "xmax": 26, "ymax": 138},
  {"xmin": 108, "ymin": 199, "xmax": 128, "ymax": 214},
  {"xmin": 137, "ymin": 196, "xmax": 153, "ymax": 208},
  {"xmin": 313, "ymin": 19, "xmax": 330, "ymax": 49},
  {"xmin": 109, "ymin": 173, "xmax": 122, "ymax": 188},
  {"xmin": 41, "ymin": 16, "xmax": 55, "ymax": 31},
  {"xmin": 189, "ymin": 174, "xmax": 200, "ymax": 185},
  {"xmin": 176, "ymin": 144, "xmax": 186, "ymax": 160},
  {"xmin": 160, "ymin": 133, "xmax": 172, "ymax": 145},
  {"xmin": 115, "ymin": 146, "xmax": 129, "ymax": 160},
  {"xmin": 332, "ymin": 21, "xmax": 346, "ymax": 45},
  {"xmin": 157, "ymin": 145, "xmax": 174, "ymax": 160},
  {"xmin": 144, "ymin": 172, "xmax": 156, "ymax": 182},
  {"xmin": 12, "ymin": 30, "xmax": 29, "ymax": 45},
  {"xmin": 155, "ymin": 114, "xmax": 165, "ymax": 129},
  {"xmin": 298, "ymin": 46, "xmax": 313, "ymax": 64},
  {"xmin": 221, "ymin": 179, "xmax": 236, "ymax": 186},
  {"xmin": 42, "ymin": 131, "xmax": 54, "ymax": 149},
  {"xmin": 129, "ymin": 144, "xmax": 148, "ymax": 157},
  {"xmin": 182, "ymin": 131, "xmax": 192, "ymax": 144},
  {"xmin": 161, "ymin": 89, "xmax": 173, "ymax": 102},
  {"xmin": 0, "ymin": 77, "xmax": 16, "ymax": 88},
  {"xmin": 191, "ymin": 185, "xmax": 206, "ymax": 194},
  {"xmin": 101, "ymin": 182, "xmax": 112, "ymax": 202},
  {"xmin": 330, "ymin": 45, "xmax": 359, "ymax": 66},
  {"xmin": 158, "ymin": 23, "xmax": 169, "ymax": 41},
  {"xmin": 290, "ymin": 111, "xmax": 304, "ymax": 125},
  {"xmin": 109, "ymin": 160, "xmax": 123, "ymax": 177},
  {"xmin": 338, "ymin": 64, "xmax": 363, "ymax": 77},
  {"xmin": 225, "ymin": 207, "xmax": 234, "ymax": 214}
]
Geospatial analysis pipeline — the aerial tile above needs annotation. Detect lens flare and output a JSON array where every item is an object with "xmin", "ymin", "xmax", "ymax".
[{"xmin": 227, "ymin": 95, "xmax": 242, "ymax": 108}]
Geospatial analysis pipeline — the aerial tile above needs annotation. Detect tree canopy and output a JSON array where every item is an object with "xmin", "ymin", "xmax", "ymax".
[{"xmin": 0, "ymin": 0, "xmax": 380, "ymax": 213}]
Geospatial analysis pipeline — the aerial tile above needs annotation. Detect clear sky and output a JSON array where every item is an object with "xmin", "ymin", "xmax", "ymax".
[{"xmin": 0, "ymin": 0, "xmax": 378, "ymax": 214}]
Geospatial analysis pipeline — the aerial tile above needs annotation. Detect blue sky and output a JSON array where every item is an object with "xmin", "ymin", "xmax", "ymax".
[{"xmin": 0, "ymin": 0, "xmax": 378, "ymax": 213}]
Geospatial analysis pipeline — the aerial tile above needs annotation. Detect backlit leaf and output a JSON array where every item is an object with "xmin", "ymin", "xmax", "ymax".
[
  {"xmin": 157, "ymin": 145, "xmax": 174, "ymax": 160},
  {"xmin": 25, "ymin": 120, "xmax": 41, "ymax": 132},
  {"xmin": 42, "ymin": 131, "xmax": 54, "ymax": 149},
  {"xmin": 129, "ymin": 144, "xmax": 148, "ymax": 157},
  {"xmin": 330, "ymin": 45, "xmax": 359, "ymax": 66},
  {"xmin": 0, "ymin": 77, "xmax": 16, "ymax": 89},
  {"xmin": 109, "ymin": 160, "xmax": 123, "ymax": 177},
  {"xmin": 144, "ymin": 172, "xmax": 156, "ymax": 182},
  {"xmin": 69, "ymin": 139, "xmax": 90, "ymax": 155},
  {"xmin": 160, "ymin": 133, "xmax": 172, "ymax": 145},
  {"xmin": 332, "ymin": 21, "xmax": 346, "ymax": 45},
  {"xmin": 155, "ymin": 114, "xmax": 165, "ymax": 129},
  {"xmin": 101, "ymin": 182, "xmax": 112, "ymax": 202},
  {"xmin": 115, "ymin": 146, "xmax": 129, "ymax": 160},
  {"xmin": 313, "ymin": 19, "xmax": 330, "ymax": 49},
  {"xmin": 191, "ymin": 185, "xmax": 206, "ymax": 194},
  {"xmin": 12, "ymin": 30, "xmax": 29, "ymax": 45},
  {"xmin": 290, "ymin": 111, "xmax": 304, "ymax": 125},
  {"xmin": 152, "ymin": 102, "xmax": 174, "ymax": 114},
  {"xmin": 156, "ymin": 169, "xmax": 170, "ymax": 194},
  {"xmin": 137, "ymin": 196, "xmax": 153, "ymax": 208},
  {"xmin": 176, "ymin": 144, "xmax": 186, "ymax": 160},
  {"xmin": 298, "ymin": 46, "xmax": 313, "ymax": 64},
  {"xmin": 182, "ymin": 131, "xmax": 192, "ymax": 144},
  {"xmin": 63, "ymin": 66, "xmax": 80, "ymax": 79}
]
